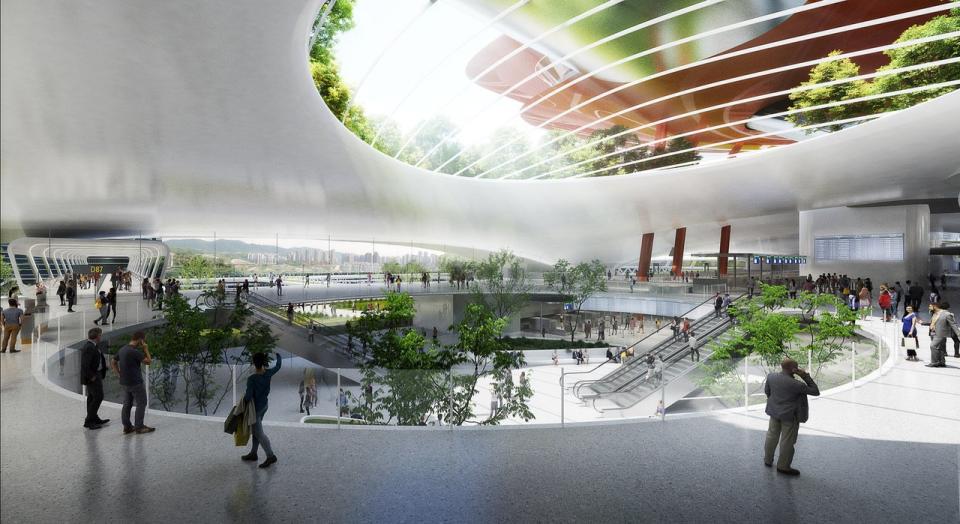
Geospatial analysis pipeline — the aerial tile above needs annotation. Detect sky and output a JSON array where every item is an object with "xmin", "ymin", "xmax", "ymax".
[{"xmin": 334, "ymin": 0, "xmax": 547, "ymax": 146}]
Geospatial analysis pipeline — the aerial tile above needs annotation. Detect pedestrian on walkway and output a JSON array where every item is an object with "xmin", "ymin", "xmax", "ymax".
[
  {"xmin": 241, "ymin": 352, "xmax": 281, "ymax": 468},
  {"xmin": 276, "ymin": 276, "xmax": 283, "ymax": 297},
  {"xmin": 689, "ymin": 332, "xmax": 700, "ymax": 362},
  {"xmin": 80, "ymin": 327, "xmax": 110, "ymax": 429},
  {"xmin": 111, "ymin": 331, "xmax": 155, "ymax": 435},
  {"xmin": 56, "ymin": 281, "xmax": 66, "ymax": 306},
  {"xmin": 763, "ymin": 358, "xmax": 819, "ymax": 475},
  {"xmin": 1, "ymin": 298, "xmax": 24, "ymax": 353},
  {"xmin": 902, "ymin": 306, "xmax": 920, "ymax": 361},
  {"xmin": 714, "ymin": 293, "xmax": 723, "ymax": 318},
  {"xmin": 926, "ymin": 301, "xmax": 959, "ymax": 367},
  {"xmin": 66, "ymin": 280, "xmax": 77, "ymax": 312},
  {"xmin": 94, "ymin": 291, "xmax": 110, "ymax": 325},
  {"xmin": 107, "ymin": 287, "xmax": 118, "ymax": 323}
]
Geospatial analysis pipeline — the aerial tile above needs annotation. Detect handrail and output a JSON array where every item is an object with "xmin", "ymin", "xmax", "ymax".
[
  {"xmin": 574, "ymin": 294, "xmax": 718, "ymax": 391},
  {"xmin": 582, "ymin": 294, "xmax": 746, "ymax": 411},
  {"xmin": 574, "ymin": 293, "xmax": 745, "ymax": 401}
]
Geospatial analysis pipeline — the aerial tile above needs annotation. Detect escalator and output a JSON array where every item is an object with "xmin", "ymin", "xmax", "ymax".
[{"xmin": 573, "ymin": 293, "xmax": 746, "ymax": 413}]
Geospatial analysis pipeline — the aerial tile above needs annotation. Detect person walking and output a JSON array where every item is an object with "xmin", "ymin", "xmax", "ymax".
[
  {"xmin": 241, "ymin": 352, "xmax": 281, "ymax": 468},
  {"xmin": 902, "ymin": 306, "xmax": 919, "ymax": 361},
  {"xmin": 926, "ymin": 301, "xmax": 960, "ymax": 368},
  {"xmin": 713, "ymin": 293, "xmax": 723, "ymax": 318},
  {"xmin": 56, "ymin": 281, "xmax": 66, "ymax": 306},
  {"xmin": 1, "ymin": 298, "xmax": 24, "ymax": 353},
  {"xmin": 763, "ymin": 358, "xmax": 820, "ymax": 475},
  {"xmin": 878, "ymin": 286, "xmax": 893, "ymax": 322},
  {"xmin": 111, "ymin": 331, "xmax": 155, "ymax": 434},
  {"xmin": 907, "ymin": 280, "xmax": 924, "ymax": 313},
  {"xmin": 688, "ymin": 332, "xmax": 700, "ymax": 362},
  {"xmin": 94, "ymin": 291, "xmax": 110, "ymax": 325},
  {"xmin": 66, "ymin": 279, "xmax": 77, "ymax": 312},
  {"xmin": 275, "ymin": 276, "xmax": 283, "ymax": 297},
  {"xmin": 80, "ymin": 327, "xmax": 110, "ymax": 429},
  {"xmin": 107, "ymin": 287, "xmax": 118, "ymax": 323}
]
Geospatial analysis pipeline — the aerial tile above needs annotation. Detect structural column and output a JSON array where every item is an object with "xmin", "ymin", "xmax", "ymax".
[
  {"xmin": 671, "ymin": 227, "xmax": 686, "ymax": 277},
  {"xmin": 718, "ymin": 225, "xmax": 731, "ymax": 277},
  {"xmin": 637, "ymin": 233, "xmax": 654, "ymax": 282}
]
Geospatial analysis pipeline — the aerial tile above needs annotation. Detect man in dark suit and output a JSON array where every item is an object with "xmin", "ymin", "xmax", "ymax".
[
  {"xmin": 907, "ymin": 280, "xmax": 924, "ymax": 313},
  {"xmin": 763, "ymin": 358, "xmax": 820, "ymax": 476},
  {"xmin": 80, "ymin": 327, "xmax": 110, "ymax": 429}
]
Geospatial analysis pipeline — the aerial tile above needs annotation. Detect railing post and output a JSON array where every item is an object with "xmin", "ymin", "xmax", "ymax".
[
  {"xmin": 807, "ymin": 348, "xmax": 812, "ymax": 374},
  {"xmin": 851, "ymin": 342, "xmax": 856, "ymax": 387},
  {"xmin": 448, "ymin": 369, "xmax": 453, "ymax": 431},
  {"xmin": 660, "ymin": 383, "xmax": 666, "ymax": 422},
  {"xmin": 743, "ymin": 354, "xmax": 749, "ymax": 410},
  {"xmin": 560, "ymin": 367, "xmax": 565, "ymax": 428},
  {"xmin": 145, "ymin": 364, "xmax": 151, "ymax": 409},
  {"xmin": 231, "ymin": 364, "xmax": 237, "ymax": 409},
  {"xmin": 337, "ymin": 368, "xmax": 341, "ymax": 430}
]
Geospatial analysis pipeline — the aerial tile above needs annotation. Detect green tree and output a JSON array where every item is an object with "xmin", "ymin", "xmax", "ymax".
[
  {"xmin": 381, "ymin": 261, "xmax": 402, "ymax": 275},
  {"xmin": 786, "ymin": 51, "xmax": 875, "ymax": 132},
  {"xmin": 177, "ymin": 255, "xmax": 214, "ymax": 279},
  {"xmin": 700, "ymin": 285, "xmax": 857, "ymax": 403},
  {"xmin": 872, "ymin": 9, "xmax": 960, "ymax": 109},
  {"xmin": 148, "ymin": 294, "xmax": 207, "ymax": 412},
  {"xmin": 309, "ymin": 0, "xmax": 356, "ymax": 65},
  {"xmin": 586, "ymin": 125, "xmax": 645, "ymax": 175},
  {"xmin": 444, "ymin": 303, "xmax": 534, "ymax": 425},
  {"xmin": 472, "ymin": 249, "xmax": 531, "ymax": 321},
  {"xmin": 544, "ymin": 259, "xmax": 608, "ymax": 341},
  {"xmin": 475, "ymin": 126, "xmax": 535, "ymax": 177}
]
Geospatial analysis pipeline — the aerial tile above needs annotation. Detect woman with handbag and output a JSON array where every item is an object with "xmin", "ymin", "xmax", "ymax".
[{"xmin": 901, "ymin": 306, "xmax": 919, "ymax": 361}]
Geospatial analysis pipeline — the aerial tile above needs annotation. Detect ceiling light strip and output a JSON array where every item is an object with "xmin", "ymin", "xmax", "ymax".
[
  {"xmin": 471, "ymin": 3, "xmax": 957, "ymax": 178},
  {"xmin": 501, "ymin": 31, "xmax": 960, "ymax": 179}
]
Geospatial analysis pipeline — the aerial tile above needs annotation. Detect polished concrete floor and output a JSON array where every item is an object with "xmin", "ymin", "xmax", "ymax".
[{"xmin": 1, "ymin": 294, "xmax": 959, "ymax": 523}]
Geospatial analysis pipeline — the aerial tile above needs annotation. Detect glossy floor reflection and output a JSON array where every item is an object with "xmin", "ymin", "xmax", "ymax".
[{"xmin": 1, "ymin": 293, "xmax": 959, "ymax": 523}]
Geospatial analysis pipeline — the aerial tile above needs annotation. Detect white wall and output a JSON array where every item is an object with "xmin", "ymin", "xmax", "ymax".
[{"xmin": 798, "ymin": 205, "xmax": 930, "ymax": 285}]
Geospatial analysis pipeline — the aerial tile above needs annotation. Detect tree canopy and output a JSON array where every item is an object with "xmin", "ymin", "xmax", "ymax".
[{"xmin": 788, "ymin": 9, "xmax": 959, "ymax": 131}]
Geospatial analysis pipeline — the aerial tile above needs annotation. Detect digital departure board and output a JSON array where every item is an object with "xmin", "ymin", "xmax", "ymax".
[{"xmin": 814, "ymin": 234, "xmax": 904, "ymax": 262}]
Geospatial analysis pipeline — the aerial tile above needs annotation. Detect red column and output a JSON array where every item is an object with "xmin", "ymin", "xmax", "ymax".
[
  {"xmin": 718, "ymin": 225, "xmax": 731, "ymax": 277},
  {"xmin": 637, "ymin": 233, "xmax": 654, "ymax": 282},
  {"xmin": 671, "ymin": 227, "xmax": 686, "ymax": 277}
]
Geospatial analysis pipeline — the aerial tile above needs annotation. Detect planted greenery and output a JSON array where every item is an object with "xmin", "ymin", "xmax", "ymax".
[
  {"xmin": 699, "ymin": 284, "xmax": 859, "ymax": 402},
  {"xmin": 345, "ymin": 293, "xmax": 533, "ymax": 426},
  {"xmin": 146, "ymin": 294, "xmax": 277, "ymax": 414},
  {"xmin": 788, "ymin": 9, "xmax": 960, "ymax": 131},
  {"xmin": 544, "ymin": 259, "xmax": 608, "ymax": 342}
]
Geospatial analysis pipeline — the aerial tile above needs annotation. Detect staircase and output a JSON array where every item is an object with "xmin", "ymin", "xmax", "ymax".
[{"xmin": 574, "ymin": 294, "xmax": 744, "ymax": 412}]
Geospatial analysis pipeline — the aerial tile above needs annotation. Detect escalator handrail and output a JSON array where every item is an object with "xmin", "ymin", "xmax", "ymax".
[
  {"xmin": 579, "ymin": 293, "xmax": 746, "ymax": 399},
  {"xmin": 597, "ymin": 294, "xmax": 745, "ymax": 397}
]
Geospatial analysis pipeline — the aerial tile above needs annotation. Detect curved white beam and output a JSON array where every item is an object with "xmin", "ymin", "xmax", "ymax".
[{"xmin": 2, "ymin": 0, "xmax": 959, "ymax": 266}]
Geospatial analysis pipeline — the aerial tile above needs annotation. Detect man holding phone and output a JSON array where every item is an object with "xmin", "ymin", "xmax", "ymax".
[
  {"xmin": 763, "ymin": 357, "xmax": 820, "ymax": 476},
  {"xmin": 112, "ymin": 331, "xmax": 155, "ymax": 434}
]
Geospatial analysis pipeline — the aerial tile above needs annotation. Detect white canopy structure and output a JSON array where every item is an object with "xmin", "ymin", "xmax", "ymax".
[{"xmin": 1, "ymin": 0, "xmax": 958, "ymax": 263}]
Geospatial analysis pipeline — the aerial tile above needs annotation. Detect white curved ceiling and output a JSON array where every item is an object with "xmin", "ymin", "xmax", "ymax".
[{"xmin": 1, "ymin": 0, "xmax": 959, "ymax": 264}]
